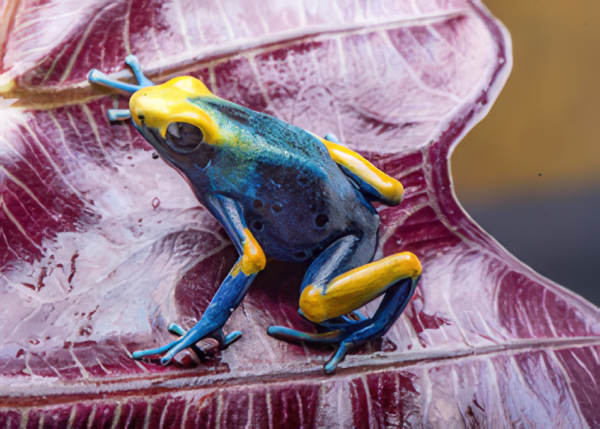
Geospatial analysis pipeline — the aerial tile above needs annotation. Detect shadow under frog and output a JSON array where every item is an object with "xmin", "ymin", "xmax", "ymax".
[{"xmin": 88, "ymin": 55, "xmax": 421, "ymax": 373}]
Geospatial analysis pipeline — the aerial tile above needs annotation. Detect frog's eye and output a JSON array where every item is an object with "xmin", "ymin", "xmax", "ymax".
[{"xmin": 165, "ymin": 122, "xmax": 204, "ymax": 153}]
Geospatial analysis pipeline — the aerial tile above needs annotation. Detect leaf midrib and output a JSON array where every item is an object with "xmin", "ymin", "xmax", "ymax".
[{"xmin": 2, "ymin": 335, "xmax": 599, "ymax": 407}]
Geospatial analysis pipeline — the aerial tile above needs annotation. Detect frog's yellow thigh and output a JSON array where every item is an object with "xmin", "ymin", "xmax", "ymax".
[{"xmin": 299, "ymin": 252, "xmax": 421, "ymax": 323}]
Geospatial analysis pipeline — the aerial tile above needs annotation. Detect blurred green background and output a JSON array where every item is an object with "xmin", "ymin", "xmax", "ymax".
[{"xmin": 452, "ymin": 0, "xmax": 600, "ymax": 305}]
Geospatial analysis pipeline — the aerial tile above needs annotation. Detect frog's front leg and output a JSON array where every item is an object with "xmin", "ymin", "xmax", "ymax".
[
  {"xmin": 267, "ymin": 235, "xmax": 420, "ymax": 373},
  {"xmin": 132, "ymin": 195, "xmax": 266, "ymax": 364}
]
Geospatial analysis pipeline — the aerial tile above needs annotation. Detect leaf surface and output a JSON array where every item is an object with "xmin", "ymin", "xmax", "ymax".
[{"xmin": 1, "ymin": 0, "xmax": 599, "ymax": 427}]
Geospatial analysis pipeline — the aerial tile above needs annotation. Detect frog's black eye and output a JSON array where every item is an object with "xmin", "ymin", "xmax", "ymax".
[{"xmin": 165, "ymin": 122, "xmax": 204, "ymax": 153}]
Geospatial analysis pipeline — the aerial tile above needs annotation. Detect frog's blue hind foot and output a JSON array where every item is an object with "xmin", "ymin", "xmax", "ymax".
[
  {"xmin": 268, "ymin": 277, "xmax": 418, "ymax": 374},
  {"xmin": 268, "ymin": 235, "xmax": 421, "ymax": 374},
  {"xmin": 88, "ymin": 54, "xmax": 154, "ymax": 122}
]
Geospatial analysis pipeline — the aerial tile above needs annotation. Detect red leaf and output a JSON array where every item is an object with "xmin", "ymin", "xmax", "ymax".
[{"xmin": 2, "ymin": 0, "xmax": 599, "ymax": 427}]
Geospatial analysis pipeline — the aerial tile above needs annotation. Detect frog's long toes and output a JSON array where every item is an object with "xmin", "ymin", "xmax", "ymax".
[
  {"xmin": 107, "ymin": 109, "xmax": 131, "ymax": 121},
  {"xmin": 124, "ymin": 54, "xmax": 154, "ymax": 87},
  {"xmin": 324, "ymin": 341, "xmax": 351, "ymax": 374},
  {"xmin": 267, "ymin": 326, "xmax": 344, "ymax": 343},
  {"xmin": 168, "ymin": 323, "xmax": 186, "ymax": 337},
  {"xmin": 224, "ymin": 331, "xmax": 242, "ymax": 346},
  {"xmin": 88, "ymin": 68, "xmax": 142, "ymax": 94},
  {"xmin": 131, "ymin": 338, "xmax": 183, "ymax": 360}
]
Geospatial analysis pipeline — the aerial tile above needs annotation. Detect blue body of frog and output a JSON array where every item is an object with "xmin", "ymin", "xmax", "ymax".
[{"xmin": 88, "ymin": 56, "xmax": 421, "ymax": 373}]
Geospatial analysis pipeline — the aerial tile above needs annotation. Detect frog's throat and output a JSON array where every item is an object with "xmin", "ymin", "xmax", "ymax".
[{"xmin": 129, "ymin": 76, "xmax": 223, "ymax": 145}]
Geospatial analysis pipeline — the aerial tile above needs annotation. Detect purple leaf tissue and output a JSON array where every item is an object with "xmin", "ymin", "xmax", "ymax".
[{"xmin": 1, "ymin": 0, "xmax": 599, "ymax": 427}]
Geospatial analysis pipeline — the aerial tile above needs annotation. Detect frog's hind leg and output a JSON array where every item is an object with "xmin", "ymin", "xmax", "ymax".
[{"xmin": 267, "ymin": 235, "xmax": 421, "ymax": 373}]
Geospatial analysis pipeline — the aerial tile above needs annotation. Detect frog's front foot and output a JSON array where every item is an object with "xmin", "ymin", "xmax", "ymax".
[
  {"xmin": 132, "ymin": 323, "xmax": 242, "ymax": 365},
  {"xmin": 88, "ymin": 54, "xmax": 154, "ymax": 122}
]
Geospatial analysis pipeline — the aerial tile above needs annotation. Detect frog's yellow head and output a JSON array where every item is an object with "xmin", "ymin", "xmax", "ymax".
[{"xmin": 129, "ymin": 76, "xmax": 223, "ymax": 151}]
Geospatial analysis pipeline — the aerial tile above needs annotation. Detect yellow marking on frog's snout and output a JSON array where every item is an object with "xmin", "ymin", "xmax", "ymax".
[
  {"xmin": 299, "ymin": 252, "xmax": 421, "ymax": 323},
  {"xmin": 232, "ymin": 228, "xmax": 267, "ymax": 277},
  {"xmin": 318, "ymin": 137, "xmax": 404, "ymax": 205},
  {"xmin": 129, "ymin": 76, "xmax": 223, "ymax": 144}
]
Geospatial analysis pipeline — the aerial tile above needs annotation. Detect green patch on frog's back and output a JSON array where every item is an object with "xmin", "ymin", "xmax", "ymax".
[{"xmin": 189, "ymin": 96, "xmax": 330, "ymax": 164}]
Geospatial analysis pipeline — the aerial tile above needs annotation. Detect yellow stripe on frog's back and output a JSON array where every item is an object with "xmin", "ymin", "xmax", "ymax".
[{"xmin": 317, "ymin": 137, "xmax": 404, "ymax": 205}]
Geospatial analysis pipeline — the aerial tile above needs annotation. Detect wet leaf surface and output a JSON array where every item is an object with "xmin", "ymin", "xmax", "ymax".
[{"xmin": 1, "ymin": 0, "xmax": 599, "ymax": 427}]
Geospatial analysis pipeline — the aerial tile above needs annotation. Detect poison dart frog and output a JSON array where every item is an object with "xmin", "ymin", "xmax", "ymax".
[{"xmin": 88, "ymin": 55, "xmax": 421, "ymax": 373}]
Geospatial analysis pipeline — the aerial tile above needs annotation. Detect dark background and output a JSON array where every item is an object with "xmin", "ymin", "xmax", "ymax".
[{"xmin": 452, "ymin": 0, "xmax": 600, "ymax": 305}]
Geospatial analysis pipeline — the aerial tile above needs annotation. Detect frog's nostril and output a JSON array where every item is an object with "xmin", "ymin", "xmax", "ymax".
[
  {"xmin": 138, "ymin": 114, "xmax": 145, "ymax": 120},
  {"xmin": 315, "ymin": 214, "xmax": 329, "ymax": 228}
]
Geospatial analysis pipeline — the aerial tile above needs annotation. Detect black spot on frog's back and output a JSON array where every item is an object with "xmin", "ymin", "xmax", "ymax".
[{"xmin": 242, "ymin": 161, "xmax": 358, "ymax": 261}]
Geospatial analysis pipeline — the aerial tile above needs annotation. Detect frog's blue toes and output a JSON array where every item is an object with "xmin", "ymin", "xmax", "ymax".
[
  {"xmin": 132, "ymin": 323, "xmax": 242, "ymax": 364},
  {"xmin": 131, "ymin": 338, "xmax": 183, "ymax": 360},
  {"xmin": 88, "ymin": 69, "xmax": 142, "ymax": 94},
  {"xmin": 325, "ymin": 342, "xmax": 351, "ymax": 374},
  {"xmin": 225, "ymin": 331, "xmax": 242, "ymax": 346},
  {"xmin": 267, "ymin": 326, "xmax": 344, "ymax": 343},
  {"xmin": 88, "ymin": 55, "xmax": 153, "ymax": 95},
  {"xmin": 167, "ymin": 323, "xmax": 186, "ymax": 336},
  {"xmin": 125, "ymin": 54, "xmax": 154, "ymax": 87},
  {"xmin": 267, "ymin": 326, "xmax": 352, "ymax": 373},
  {"xmin": 107, "ymin": 109, "xmax": 131, "ymax": 121}
]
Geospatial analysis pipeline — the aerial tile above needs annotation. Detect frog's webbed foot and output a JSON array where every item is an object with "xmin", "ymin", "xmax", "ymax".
[
  {"xmin": 269, "ymin": 277, "xmax": 418, "ymax": 373},
  {"xmin": 268, "ymin": 235, "xmax": 421, "ymax": 374},
  {"xmin": 132, "ymin": 323, "xmax": 242, "ymax": 364},
  {"xmin": 88, "ymin": 54, "xmax": 154, "ymax": 121}
]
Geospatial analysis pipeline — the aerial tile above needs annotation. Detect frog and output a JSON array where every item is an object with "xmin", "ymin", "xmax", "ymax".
[{"xmin": 88, "ymin": 55, "xmax": 422, "ymax": 373}]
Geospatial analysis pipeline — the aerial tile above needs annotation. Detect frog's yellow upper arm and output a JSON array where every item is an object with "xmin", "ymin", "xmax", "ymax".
[{"xmin": 318, "ymin": 137, "xmax": 404, "ymax": 206}]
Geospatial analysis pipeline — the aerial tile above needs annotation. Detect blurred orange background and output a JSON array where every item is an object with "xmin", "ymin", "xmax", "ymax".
[{"xmin": 452, "ymin": 0, "xmax": 600, "ymax": 303}]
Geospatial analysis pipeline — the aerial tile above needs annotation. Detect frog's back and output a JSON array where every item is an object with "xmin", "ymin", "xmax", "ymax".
[{"xmin": 200, "ymin": 99, "xmax": 380, "ymax": 262}]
